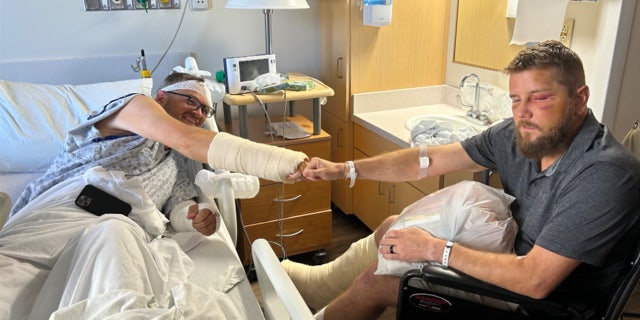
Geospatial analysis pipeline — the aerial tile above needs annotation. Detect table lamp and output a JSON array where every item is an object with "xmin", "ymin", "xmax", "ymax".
[{"xmin": 225, "ymin": 0, "xmax": 309, "ymax": 54}]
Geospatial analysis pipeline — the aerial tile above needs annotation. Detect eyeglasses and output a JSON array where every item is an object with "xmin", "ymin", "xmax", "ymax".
[{"xmin": 166, "ymin": 91, "xmax": 215, "ymax": 118}]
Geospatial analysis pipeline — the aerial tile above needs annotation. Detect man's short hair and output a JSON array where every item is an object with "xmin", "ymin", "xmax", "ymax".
[{"xmin": 505, "ymin": 40, "xmax": 585, "ymax": 97}]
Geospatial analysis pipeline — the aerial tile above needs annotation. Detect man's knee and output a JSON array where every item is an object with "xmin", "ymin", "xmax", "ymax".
[
  {"xmin": 84, "ymin": 217, "xmax": 145, "ymax": 244},
  {"xmin": 374, "ymin": 215, "xmax": 398, "ymax": 244},
  {"xmin": 353, "ymin": 263, "xmax": 401, "ymax": 306}
]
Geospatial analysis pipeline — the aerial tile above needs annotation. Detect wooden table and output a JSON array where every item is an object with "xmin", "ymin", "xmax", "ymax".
[{"xmin": 222, "ymin": 73, "xmax": 334, "ymax": 138}]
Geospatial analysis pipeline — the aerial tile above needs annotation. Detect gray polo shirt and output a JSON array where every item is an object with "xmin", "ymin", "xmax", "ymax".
[{"xmin": 461, "ymin": 110, "xmax": 640, "ymax": 309}]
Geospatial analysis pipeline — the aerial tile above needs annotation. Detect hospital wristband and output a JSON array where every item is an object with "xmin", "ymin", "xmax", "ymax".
[
  {"xmin": 346, "ymin": 160, "xmax": 357, "ymax": 188},
  {"xmin": 442, "ymin": 241, "xmax": 454, "ymax": 268}
]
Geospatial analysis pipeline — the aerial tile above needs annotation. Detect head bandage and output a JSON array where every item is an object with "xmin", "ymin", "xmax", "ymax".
[{"xmin": 161, "ymin": 80, "xmax": 212, "ymax": 107}]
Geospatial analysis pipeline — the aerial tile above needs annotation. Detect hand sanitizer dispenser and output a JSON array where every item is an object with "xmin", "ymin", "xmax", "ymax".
[{"xmin": 363, "ymin": 0, "xmax": 392, "ymax": 27}]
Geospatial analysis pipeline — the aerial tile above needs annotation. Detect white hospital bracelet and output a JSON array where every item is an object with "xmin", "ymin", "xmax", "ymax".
[
  {"xmin": 442, "ymin": 241, "xmax": 454, "ymax": 268},
  {"xmin": 418, "ymin": 144, "xmax": 430, "ymax": 179},
  {"xmin": 346, "ymin": 160, "xmax": 357, "ymax": 188}
]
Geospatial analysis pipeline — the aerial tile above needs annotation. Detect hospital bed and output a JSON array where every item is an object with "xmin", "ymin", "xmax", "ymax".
[{"xmin": 0, "ymin": 55, "xmax": 312, "ymax": 319}]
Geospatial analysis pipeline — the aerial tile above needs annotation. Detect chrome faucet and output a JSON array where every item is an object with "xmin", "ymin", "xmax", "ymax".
[{"xmin": 459, "ymin": 73, "xmax": 489, "ymax": 125}]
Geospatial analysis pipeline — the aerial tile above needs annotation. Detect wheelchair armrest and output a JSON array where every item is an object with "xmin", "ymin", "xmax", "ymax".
[{"xmin": 416, "ymin": 265, "xmax": 573, "ymax": 316}]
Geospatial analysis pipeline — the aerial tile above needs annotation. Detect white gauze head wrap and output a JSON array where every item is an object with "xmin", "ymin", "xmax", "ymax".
[{"xmin": 161, "ymin": 80, "xmax": 212, "ymax": 108}]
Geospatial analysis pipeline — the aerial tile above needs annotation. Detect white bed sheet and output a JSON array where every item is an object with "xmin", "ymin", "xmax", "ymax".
[
  {"xmin": 0, "ymin": 56, "xmax": 266, "ymax": 319},
  {"xmin": 0, "ymin": 171, "xmax": 264, "ymax": 319}
]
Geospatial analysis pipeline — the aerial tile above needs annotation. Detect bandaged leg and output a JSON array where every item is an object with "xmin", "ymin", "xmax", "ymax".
[
  {"xmin": 281, "ymin": 233, "xmax": 378, "ymax": 310},
  {"xmin": 207, "ymin": 132, "xmax": 307, "ymax": 183}
]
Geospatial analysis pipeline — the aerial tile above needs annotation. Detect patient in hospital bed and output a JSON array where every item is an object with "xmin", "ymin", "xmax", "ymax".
[{"xmin": 0, "ymin": 71, "xmax": 308, "ymax": 319}]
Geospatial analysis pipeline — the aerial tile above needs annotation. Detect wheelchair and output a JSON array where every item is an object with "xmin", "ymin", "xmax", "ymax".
[{"xmin": 396, "ymin": 245, "xmax": 640, "ymax": 320}]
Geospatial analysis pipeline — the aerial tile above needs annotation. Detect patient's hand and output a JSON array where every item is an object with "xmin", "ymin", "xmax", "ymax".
[
  {"xmin": 187, "ymin": 204, "xmax": 219, "ymax": 236},
  {"xmin": 286, "ymin": 159, "xmax": 309, "ymax": 182},
  {"xmin": 379, "ymin": 227, "xmax": 441, "ymax": 262},
  {"xmin": 303, "ymin": 157, "xmax": 343, "ymax": 181}
]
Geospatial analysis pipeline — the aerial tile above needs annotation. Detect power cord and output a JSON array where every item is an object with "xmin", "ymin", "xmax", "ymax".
[
  {"xmin": 237, "ymin": 87, "xmax": 292, "ymax": 271},
  {"xmin": 149, "ymin": 0, "xmax": 189, "ymax": 75}
]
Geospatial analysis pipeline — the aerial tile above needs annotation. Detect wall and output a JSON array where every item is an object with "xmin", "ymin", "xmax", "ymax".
[
  {"xmin": 0, "ymin": 0, "xmax": 320, "ymax": 118},
  {"xmin": 611, "ymin": 1, "xmax": 640, "ymax": 139},
  {"xmin": 445, "ymin": 0, "xmax": 639, "ymax": 141}
]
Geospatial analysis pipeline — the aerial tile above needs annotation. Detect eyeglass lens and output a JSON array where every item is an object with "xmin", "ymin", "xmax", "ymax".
[{"xmin": 168, "ymin": 91, "xmax": 214, "ymax": 118}]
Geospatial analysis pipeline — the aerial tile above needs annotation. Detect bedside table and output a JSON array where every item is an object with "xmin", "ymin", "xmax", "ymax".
[
  {"xmin": 223, "ymin": 115, "xmax": 333, "ymax": 265},
  {"xmin": 222, "ymin": 73, "xmax": 334, "ymax": 138}
]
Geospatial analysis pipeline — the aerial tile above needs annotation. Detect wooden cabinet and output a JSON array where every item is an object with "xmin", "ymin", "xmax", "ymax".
[
  {"xmin": 353, "ymin": 123, "xmax": 441, "ymax": 230},
  {"xmin": 224, "ymin": 115, "xmax": 333, "ymax": 264},
  {"xmin": 352, "ymin": 122, "xmax": 503, "ymax": 229},
  {"xmin": 319, "ymin": 0, "xmax": 451, "ymax": 215},
  {"xmin": 353, "ymin": 149, "xmax": 430, "ymax": 230},
  {"xmin": 321, "ymin": 110, "xmax": 352, "ymax": 214}
]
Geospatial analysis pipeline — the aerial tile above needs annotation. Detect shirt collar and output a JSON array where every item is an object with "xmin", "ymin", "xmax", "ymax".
[{"xmin": 540, "ymin": 109, "xmax": 601, "ymax": 177}]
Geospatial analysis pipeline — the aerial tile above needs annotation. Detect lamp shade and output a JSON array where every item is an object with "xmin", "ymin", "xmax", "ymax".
[{"xmin": 225, "ymin": 0, "xmax": 309, "ymax": 9}]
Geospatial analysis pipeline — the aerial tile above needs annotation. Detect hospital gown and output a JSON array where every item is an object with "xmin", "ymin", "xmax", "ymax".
[
  {"xmin": 0, "ymin": 94, "xmax": 238, "ymax": 319},
  {"xmin": 10, "ymin": 93, "xmax": 197, "ymax": 217}
]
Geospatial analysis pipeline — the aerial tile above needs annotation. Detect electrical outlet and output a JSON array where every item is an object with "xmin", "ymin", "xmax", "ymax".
[
  {"xmin": 191, "ymin": 0, "xmax": 208, "ymax": 10},
  {"xmin": 110, "ymin": 0, "xmax": 126, "ymax": 10},
  {"xmin": 83, "ymin": 0, "xmax": 102, "ymax": 10},
  {"xmin": 158, "ymin": 0, "xmax": 172, "ymax": 9},
  {"xmin": 560, "ymin": 18, "xmax": 575, "ymax": 47}
]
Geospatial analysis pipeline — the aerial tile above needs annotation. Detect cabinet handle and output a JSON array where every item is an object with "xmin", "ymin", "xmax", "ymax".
[
  {"xmin": 337, "ymin": 128, "xmax": 344, "ymax": 148},
  {"xmin": 336, "ymin": 57, "xmax": 344, "ymax": 79},
  {"xmin": 378, "ymin": 182, "xmax": 385, "ymax": 195},
  {"xmin": 273, "ymin": 194, "xmax": 302, "ymax": 202},
  {"xmin": 388, "ymin": 184, "xmax": 396, "ymax": 204},
  {"xmin": 276, "ymin": 229, "xmax": 304, "ymax": 237}
]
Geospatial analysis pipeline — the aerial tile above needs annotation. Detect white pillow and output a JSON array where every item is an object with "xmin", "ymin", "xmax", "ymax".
[
  {"xmin": 375, "ymin": 180, "xmax": 518, "ymax": 276},
  {"xmin": 0, "ymin": 78, "xmax": 153, "ymax": 173}
]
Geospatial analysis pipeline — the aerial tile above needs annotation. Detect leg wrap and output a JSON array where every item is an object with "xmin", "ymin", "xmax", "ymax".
[
  {"xmin": 207, "ymin": 132, "xmax": 308, "ymax": 183},
  {"xmin": 282, "ymin": 233, "xmax": 378, "ymax": 310}
]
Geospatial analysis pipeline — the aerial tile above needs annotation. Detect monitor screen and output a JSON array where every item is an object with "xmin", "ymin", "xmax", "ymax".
[{"xmin": 239, "ymin": 59, "xmax": 270, "ymax": 82}]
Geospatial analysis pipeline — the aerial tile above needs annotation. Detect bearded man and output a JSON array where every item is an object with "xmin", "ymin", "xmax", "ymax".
[{"xmin": 285, "ymin": 40, "xmax": 640, "ymax": 320}]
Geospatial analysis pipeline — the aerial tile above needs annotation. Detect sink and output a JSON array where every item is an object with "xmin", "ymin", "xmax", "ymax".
[
  {"xmin": 404, "ymin": 113, "xmax": 492, "ymax": 146},
  {"xmin": 404, "ymin": 113, "xmax": 488, "ymax": 133}
]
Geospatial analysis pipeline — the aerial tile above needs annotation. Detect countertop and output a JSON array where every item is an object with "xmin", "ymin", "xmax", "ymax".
[
  {"xmin": 354, "ymin": 104, "xmax": 467, "ymax": 148},
  {"xmin": 351, "ymin": 85, "xmax": 469, "ymax": 148}
]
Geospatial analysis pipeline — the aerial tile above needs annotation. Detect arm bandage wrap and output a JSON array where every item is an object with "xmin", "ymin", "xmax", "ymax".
[
  {"xmin": 169, "ymin": 200, "xmax": 221, "ymax": 234},
  {"xmin": 207, "ymin": 132, "xmax": 308, "ymax": 183},
  {"xmin": 418, "ymin": 144, "xmax": 430, "ymax": 179}
]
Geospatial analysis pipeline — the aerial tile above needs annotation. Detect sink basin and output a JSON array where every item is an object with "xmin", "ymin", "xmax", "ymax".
[
  {"xmin": 404, "ymin": 114, "xmax": 488, "ymax": 133},
  {"xmin": 404, "ymin": 113, "xmax": 492, "ymax": 146}
]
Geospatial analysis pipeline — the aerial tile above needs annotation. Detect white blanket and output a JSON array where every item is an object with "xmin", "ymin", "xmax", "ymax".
[{"xmin": 0, "ymin": 167, "xmax": 245, "ymax": 319}]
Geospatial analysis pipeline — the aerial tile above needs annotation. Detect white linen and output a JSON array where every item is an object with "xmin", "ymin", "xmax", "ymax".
[
  {"xmin": 0, "ymin": 167, "xmax": 253, "ymax": 320},
  {"xmin": 0, "ymin": 78, "xmax": 152, "ymax": 173}
]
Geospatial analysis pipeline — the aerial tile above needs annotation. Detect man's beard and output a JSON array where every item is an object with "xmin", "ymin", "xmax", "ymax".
[{"xmin": 515, "ymin": 109, "xmax": 576, "ymax": 159}]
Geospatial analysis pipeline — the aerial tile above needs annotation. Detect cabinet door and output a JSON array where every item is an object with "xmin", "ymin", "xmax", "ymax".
[
  {"xmin": 350, "ymin": 0, "xmax": 450, "ymax": 94},
  {"xmin": 388, "ymin": 182, "xmax": 427, "ymax": 217},
  {"xmin": 352, "ymin": 149, "xmax": 388, "ymax": 231},
  {"xmin": 319, "ymin": 0, "xmax": 350, "ymax": 121},
  {"xmin": 322, "ymin": 110, "xmax": 353, "ymax": 214}
]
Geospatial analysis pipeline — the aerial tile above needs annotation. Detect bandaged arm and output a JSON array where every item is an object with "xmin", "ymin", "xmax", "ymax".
[{"xmin": 207, "ymin": 132, "xmax": 308, "ymax": 183}]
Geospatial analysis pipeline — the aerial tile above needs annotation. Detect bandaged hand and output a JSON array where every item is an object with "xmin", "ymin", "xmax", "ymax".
[
  {"xmin": 286, "ymin": 159, "xmax": 309, "ymax": 182},
  {"xmin": 302, "ymin": 157, "xmax": 343, "ymax": 181},
  {"xmin": 208, "ymin": 132, "xmax": 308, "ymax": 183},
  {"xmin": 170, "ymin": 200, "xmax": 221, "ymax": 236},
  {"xmin": 188, "ymin": 203, "xmax": 220, "ymax": 236}
]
